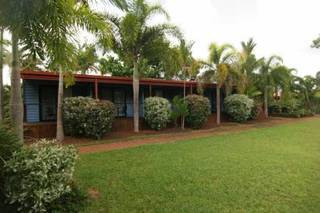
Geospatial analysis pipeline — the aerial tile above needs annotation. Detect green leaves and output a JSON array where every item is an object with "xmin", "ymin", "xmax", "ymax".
[
  {"xmin": 3, "ymin": 139, "xmax": 78, "ymax": 212},
  {"xmin": 224, "ymin": 94, "xmax": 254, "ymax": 122},
  {"xmin": 144, "ymin": 97, "xmax": 171, "ymax": 131}
]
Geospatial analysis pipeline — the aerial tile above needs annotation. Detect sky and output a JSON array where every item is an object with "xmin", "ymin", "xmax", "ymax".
[
  {"xmin": 159, "ymin": 0, "xmax": 320, "ymax": 76},
  {"xmin": 3, "ymin": 0, "xmax": 320, "ymax": 84}
]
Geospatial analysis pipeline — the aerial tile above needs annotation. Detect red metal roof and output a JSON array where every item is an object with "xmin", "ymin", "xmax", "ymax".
[{"xmin": 21, "ymin": 70, "xmax": 216, "ymax": 88}]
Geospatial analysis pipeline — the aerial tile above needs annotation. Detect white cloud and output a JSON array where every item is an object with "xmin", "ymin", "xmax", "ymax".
[{"xmin": 162, "ymin": 0, "xmax": 320, "ymax": 76}]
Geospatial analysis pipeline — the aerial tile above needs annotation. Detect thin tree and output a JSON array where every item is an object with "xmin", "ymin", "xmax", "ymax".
[
  {"xmin": 203, "ymin": 43, "xmax": 235, "ymax": 125},
  {"xmin": 104, "ymin": 0, "xmax": 180, "ymax": 132},
  {"xmin": 0, "ymin": 0, "xmax": 48, "ymax": 140},
  {"xmin": 259, "ymin": 56, "xmax": 283, "ymax": 118},
  {"xmin": 0, "ymin": 28, "xmax": 4, "ymax": 122},
  {"xmin": 38, "ymin": 0, "xmax": 120, "ymax": 142}
]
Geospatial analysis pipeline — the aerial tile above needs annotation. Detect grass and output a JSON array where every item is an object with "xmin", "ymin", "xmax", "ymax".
[{"xmin": 76, "ymin": 118, "xmax": 320, "ymax": 212}]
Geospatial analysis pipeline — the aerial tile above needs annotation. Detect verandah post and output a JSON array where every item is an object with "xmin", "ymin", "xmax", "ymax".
[{"xmin": 95, "ymin": 78, "xmax": 99, "ymax": 99}]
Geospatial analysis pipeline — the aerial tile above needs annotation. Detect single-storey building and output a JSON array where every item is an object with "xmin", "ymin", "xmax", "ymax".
[{"xmin": 21, "ymin": 70, "xmax": 225, "ymax": 138}]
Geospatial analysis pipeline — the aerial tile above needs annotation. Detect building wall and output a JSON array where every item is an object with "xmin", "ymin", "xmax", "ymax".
[
  {"xmin": 24, "ymin": 80, "xmax": 220, "ymax": 123},
  {"xmin": 24, "ymin": 80, "xmax": 40, "ymax": 122}
]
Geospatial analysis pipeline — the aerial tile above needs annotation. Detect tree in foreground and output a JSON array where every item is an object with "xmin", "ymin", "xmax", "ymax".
[{"xmin": 0, "ymin": 0, "xmax": 47, "ymax": 140}]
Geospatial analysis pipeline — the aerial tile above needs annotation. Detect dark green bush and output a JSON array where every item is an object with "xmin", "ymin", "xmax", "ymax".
[
  {"xmin": 144, "ymin": 97, "xmax": 171, "ymax": 130},
  {"xmin": 224, "ymin": 94, "xmax": 254, "ymax": 122},
  {"xmin": 185, "ymin": 95, "xmax": 211, "ymax": 129},
  {"xmin": 47, "ymin": 182, "xmax": 88, "ymax": 213},
  {"xmin": 63, "ymin": 97, "xmax": 116, "ymax": 139},
  {"xmin": 0, "ymin": 125, "xmax": 22, "ymax": 212}
]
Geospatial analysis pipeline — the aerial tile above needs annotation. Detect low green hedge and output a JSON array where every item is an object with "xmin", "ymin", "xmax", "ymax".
[
  {"xmin": 224, "ymin": 94, "xmax": 254, "ymax": 122},
  {"xmin": 185, "ymin": 95, "xmax": 211, "ymax": 129},
  {"xmin": 63, "ymin": 97, "xmax": 116, "ymax": 139},
  {"xmin": 144, "ymin": 97, "xmax": 171, "ymax": 130}
]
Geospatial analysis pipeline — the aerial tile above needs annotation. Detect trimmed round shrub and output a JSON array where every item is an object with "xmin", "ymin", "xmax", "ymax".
[
  {"xmin": 144, "ymin": 97, "xmax": 171, "ymax": 130},
  {"xmin": 63, "ymin": 97, "xmax": 116, "ymax": 139},
  {"xmin": 224, "ymin": 94, "xmax": 254, "ymax": 122},
  {"xmin": 185, "ymin": 95, "xmax": 211, "ymax": 129},
  {"xmin": 3, "ymin": 139, "xmax": 78, "ymax": 212}
]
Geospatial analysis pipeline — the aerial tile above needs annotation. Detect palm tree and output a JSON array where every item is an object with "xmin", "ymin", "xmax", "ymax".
[
  {"xmin": 38, "ymin": 0, "xmax": 122, "ymax": 142},
  {"xmin": 0, "ymin": 0, "xmax": 48, "ymax": 140},
  {"xmin": 104, "ymin": 0, "xmax": 180, "ymax": 132},
  {"xmin": 293, "ymin": 76, "xmax": 318, "ymax": 110},
  {"xmin": 258, "ymin": 56, "xmax": 283, "ymax": 118},
  {"xmin": 234, "ymin": 38, "xmax": 263, "ymax": 95},
  {"xmin": 203, "ymin": 43, "xmax": 235, "ymax": 125},
  {"xmin": 0, "ymin": 28, "xmax": 4, "ymax": 122}
]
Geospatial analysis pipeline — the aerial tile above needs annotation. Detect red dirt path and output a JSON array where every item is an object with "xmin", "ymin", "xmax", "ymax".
[{"xmin": 76, "ymin": 116, "xmax": 319, "ymax": 154}]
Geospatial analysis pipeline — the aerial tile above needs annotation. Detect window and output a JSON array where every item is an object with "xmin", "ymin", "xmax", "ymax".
[
  {"xmin": 40, "ymin": 86, "xmax": 57, "ymax": 121},
  {"xmin": 72, "ymin": 84, "xmax": 92, "ymax": 97},
  {"xmin": 114, "ymin": 89, "xmax": 126, "ymax": 117},
  {"xmin": 100, "ymin": 87, "xmax": 127, "ymax": 117}
]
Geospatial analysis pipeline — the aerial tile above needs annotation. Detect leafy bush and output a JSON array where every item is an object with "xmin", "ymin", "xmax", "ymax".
[
  {"xmin": 0, "ymin": 125, "xmax": 22, "ymax": 212},
  {"xmin": 63, "ymin": 97, "xmax": 116, "ymax": 139},
  {"xmin": 185, "ymin": 95, "xmax": 211, "ymax": 129},
  {"xmin": 47, "ymin": 182, "xmax": 87, "ymax": 213},
  {"xmin": 144, "ymin": 97, "xmax": 171, "ymax": 130},
  {"xmin": 3, "ymin": 139, "xmax": 78, "ymax": 212},
  {"xmin": 224, "ymin": 94, "xmax": 254, "ymax": 122},
  {"xmin": 171, "ymin": 96, "xmax": 189, "ymax": 128}
]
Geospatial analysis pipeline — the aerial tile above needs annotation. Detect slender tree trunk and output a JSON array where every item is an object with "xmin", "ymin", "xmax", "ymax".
[
  {"xmin": 181, "ymin": 116, "xmax": 185, "ymax": 130},
  {"xmin": 216, "ymin": 86, "xmax": 221, "ymax": 125},
  {"xmin": 182, "ymin": 67, "xmax": 186, "ymax": 130},
  {"xmin": 10, "ymin": 31, "xmax": 23, "ymax": 140},
  {"xmin": 0, "ymin": 28, "xmax": 4, "ymax": 122},
  {"xmin": 133, "ymin": 62, "xmax": 139, "ymax": 133},
  {"xmin": 56, "ymin": 67, "xmax": 64, "ymax": 141},
  {"xmin": 264, "ymin": 87, "xmax": 269, "ymax": 118}
]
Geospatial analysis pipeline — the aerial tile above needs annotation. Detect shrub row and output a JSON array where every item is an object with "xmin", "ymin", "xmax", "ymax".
[{"xmin": 144, "ymin": 95, "xmax": 211, "ymax": 130}]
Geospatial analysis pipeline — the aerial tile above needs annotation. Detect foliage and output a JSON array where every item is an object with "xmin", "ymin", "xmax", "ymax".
[
  {"xmin": 99, "ymin": 57, "xmax": 133, "ymax": 76},
  {"xmin": 63, "ymin": 97, "xmax": 116, "ymax": 139},
  {"xmin": 224, "ymin": 94, "xmax": 254, "ymax": 122},
  {"xmin": 144, "ymin": 97, "xmax": 171, "ymax": 130},
  {"xmin": 3, "ymin": 139, "xmax": 78, "ymax": 212},
  {"xmin": 0, "ymin": 125, "xmax": 22, "ymax": 211},
  {"xmin": 249, "ymin": 102, "xmax": 262, "ymax": 120},
  {"xmin": 185, "ymin": 95, "xmax": 211, "ymax": 129},
  {"xmin": 171, "ymin": 96, "xmax": 189, "ymax": 127},
  {"xmin": 76, "ymin": 44, "xmax": 98, "ymax": 74},
  {"xmin": 47, "ymin": 182, "xmax": 87, "ymax": 213}
]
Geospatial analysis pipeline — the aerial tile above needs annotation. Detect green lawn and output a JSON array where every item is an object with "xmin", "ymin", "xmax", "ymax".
[{"xmin": 76, "ymin": 118, "xmax": 320, "ymax": 212}]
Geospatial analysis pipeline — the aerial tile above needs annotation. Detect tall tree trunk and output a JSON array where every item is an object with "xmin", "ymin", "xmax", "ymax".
[
  {"xmin": 10, "ymin": 31, "xmax": 23, "ymax": 140},
  {"xmin": 133, "ymin": 62, "xmax": 139, "ymax": 133},
  {"xmin": 0, "ymin": 28, "xmax": 4, "ymax": 122},
  {"xmin": 182, "ymin": 67, "xmax": 186, "ymax": 130},
  {"xmin": 264, "ymin": 87, "xmax": 269, "ymax": 118},
  {"xmin": 181, "ymin": 117, "xmax": 185, "ymax": 130},
  {"xmin": 56, "ymin": 67, "xmax": 64, "ymax": 141},
  {"xmin": 216, "ymin": 86, "xmax": 221, "ymax": 125}
]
